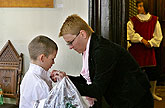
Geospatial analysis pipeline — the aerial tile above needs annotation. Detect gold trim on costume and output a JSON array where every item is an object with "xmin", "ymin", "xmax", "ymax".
[
  {"xmin": 129, "ymin": 15, "xmax": 158, "ymax": 27},
  {"xmin": 135, "ymin": 15, "xmax": 153, "ymax": 22}
]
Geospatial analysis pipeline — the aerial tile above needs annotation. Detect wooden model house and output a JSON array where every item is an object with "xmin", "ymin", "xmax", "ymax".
[{"xmin": 0, "ymin": 40, "xmax": 23, "ymax": 106}]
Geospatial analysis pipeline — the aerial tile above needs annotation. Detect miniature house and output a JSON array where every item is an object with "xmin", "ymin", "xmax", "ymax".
[{"xmin": 0, "ymin": 40, "xmax": 23, "ymax": 106}]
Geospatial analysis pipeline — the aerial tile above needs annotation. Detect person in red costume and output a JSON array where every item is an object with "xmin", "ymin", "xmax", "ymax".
[{"xmin": 127, "ymin": 0, "xmax": 163, "ymax": 101}]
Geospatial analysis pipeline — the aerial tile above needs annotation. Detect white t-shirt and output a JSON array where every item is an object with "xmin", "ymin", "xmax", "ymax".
[{"xmin": 19, "ymin": 63, "xmax": 52, "ymax": 108}]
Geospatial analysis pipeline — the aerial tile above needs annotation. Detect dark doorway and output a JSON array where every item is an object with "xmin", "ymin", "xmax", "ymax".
[
  {"xmin": 88, "ymin": 0, "xmax": 127, "ymax": 48},
  {"xmin": 88, "ymin": 0, "xmax": 128, "ymax": 107}
]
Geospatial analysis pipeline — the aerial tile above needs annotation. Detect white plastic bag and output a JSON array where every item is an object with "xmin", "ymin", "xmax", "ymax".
[{"xmin": 34, "ymin": 77, "xmax": 88, "ymax": 108}]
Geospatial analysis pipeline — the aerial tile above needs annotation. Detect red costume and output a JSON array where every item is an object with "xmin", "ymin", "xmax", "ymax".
[{"xmin": 128, "ymin": 15, "xmax": 158, "ymax": 67}]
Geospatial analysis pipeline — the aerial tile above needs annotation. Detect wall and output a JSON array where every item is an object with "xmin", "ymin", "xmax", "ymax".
[{"xmin": 0, "ymin": 0, "xmax": 88, "ymax": 76}]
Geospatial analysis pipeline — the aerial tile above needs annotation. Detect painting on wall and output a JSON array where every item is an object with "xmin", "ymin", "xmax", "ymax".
[{"xmin": 0, "ymin": 0, "xmax": 54, "ymax": 8}]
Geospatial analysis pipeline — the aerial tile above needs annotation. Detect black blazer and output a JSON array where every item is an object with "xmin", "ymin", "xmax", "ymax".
[{"xmin": 69, "ymin": 33, "xmax": 152, "ymax": 107}]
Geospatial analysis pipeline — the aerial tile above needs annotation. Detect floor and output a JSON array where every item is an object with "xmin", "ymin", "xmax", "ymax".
[{"xmin": 154, "ymin": 86, "xmax": 165, "ymax": 108}]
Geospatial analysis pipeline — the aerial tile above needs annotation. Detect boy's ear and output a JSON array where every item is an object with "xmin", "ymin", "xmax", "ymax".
[{"xmin": 39, "ymin": 54, "xmax": 45, "ymax": 63}]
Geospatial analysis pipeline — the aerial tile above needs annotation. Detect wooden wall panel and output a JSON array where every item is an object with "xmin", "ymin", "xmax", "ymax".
[{"xmin": 0, "ymin": 0, "xmax": 54, "ymax": 8}]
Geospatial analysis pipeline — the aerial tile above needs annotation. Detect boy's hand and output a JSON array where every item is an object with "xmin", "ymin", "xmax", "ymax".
[
  {"xmin": 141, "ymin": 38, "xmax": 151, "ymax": 48},
  {"xmin": 50, "ymin": 70, "xmax": 66, "ymax": 82}
]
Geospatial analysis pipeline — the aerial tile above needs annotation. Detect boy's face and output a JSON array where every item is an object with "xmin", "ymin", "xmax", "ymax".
[
  {"xmin": 137, "ymin": 2, "xmax": 145, "ymax": 14},
  {"xmin": 42, "ymin": 50, "xmax": 57, "ymax": 71}
]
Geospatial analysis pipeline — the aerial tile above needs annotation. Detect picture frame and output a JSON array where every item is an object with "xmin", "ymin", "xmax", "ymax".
[{"xmin": 0, "ymin": 0, "xmax": 54, "ymax": 8}]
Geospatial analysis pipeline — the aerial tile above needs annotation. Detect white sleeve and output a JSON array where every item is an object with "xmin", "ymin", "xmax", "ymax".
[
  {"xmin": 127, "ymin": 21, "xmax": 143, "ymax": 43},
  {"xmin": 148, "ymin": 21, "xmax": 163, "ymax": 47},
  {"xmin": 32, "ymin": 82, "xmax": 48, "ymax": 101}
]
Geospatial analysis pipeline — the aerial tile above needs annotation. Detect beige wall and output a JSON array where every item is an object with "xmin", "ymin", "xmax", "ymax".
[{"xmin": 0, "ymin": 0, "xmax": 88, "ymax": 75}]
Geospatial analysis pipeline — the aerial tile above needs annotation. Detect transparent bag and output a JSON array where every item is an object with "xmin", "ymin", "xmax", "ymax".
[{"xmin": 34, "ymin": 77, "xmax": 88, "ymax": 108}]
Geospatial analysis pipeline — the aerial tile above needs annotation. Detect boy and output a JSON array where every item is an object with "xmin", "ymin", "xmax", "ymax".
[
  {"xmin": 127, "ymin": 0, "xmax": 163, "ymax": 101},
  {"xmin": 19, "ymin": 35, "xmax": 58, "ymax": 108}
]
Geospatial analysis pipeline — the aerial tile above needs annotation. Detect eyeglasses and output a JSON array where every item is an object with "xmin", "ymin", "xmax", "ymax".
[{"xmin": 66, "ymin": 32, "xmax": 80, "ymax": 46}]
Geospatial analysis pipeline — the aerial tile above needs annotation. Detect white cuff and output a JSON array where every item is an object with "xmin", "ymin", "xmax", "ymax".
[
  {"xmin": 139, "ymin": 37, "xmax": 143, "ymax": 43},
  {"xmin": 148, "ymin": 40, "xmax": 153, "ymax": 47}
]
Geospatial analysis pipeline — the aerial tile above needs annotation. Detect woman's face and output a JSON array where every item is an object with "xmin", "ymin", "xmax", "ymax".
[{"xmin": 63, "ymin": 31, "xmax": 87, "ymax": 54}]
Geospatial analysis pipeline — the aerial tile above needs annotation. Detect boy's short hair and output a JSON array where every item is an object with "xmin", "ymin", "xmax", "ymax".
[
  {"xmin": 59, "ymin": 14, "xmax": 94, "ymax": 37},
  {"xmin": 136, "ymin": 0, "xmax": 149, "ymax": 13},
  {"xmin": 28, "ymin": 35, "xmax": 58, "ymax": 61}
]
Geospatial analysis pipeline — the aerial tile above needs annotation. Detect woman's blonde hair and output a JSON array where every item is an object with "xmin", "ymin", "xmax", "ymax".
[{"xmin": 59, "ymin": 14, "xmax": 94, "ymax": 37}]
